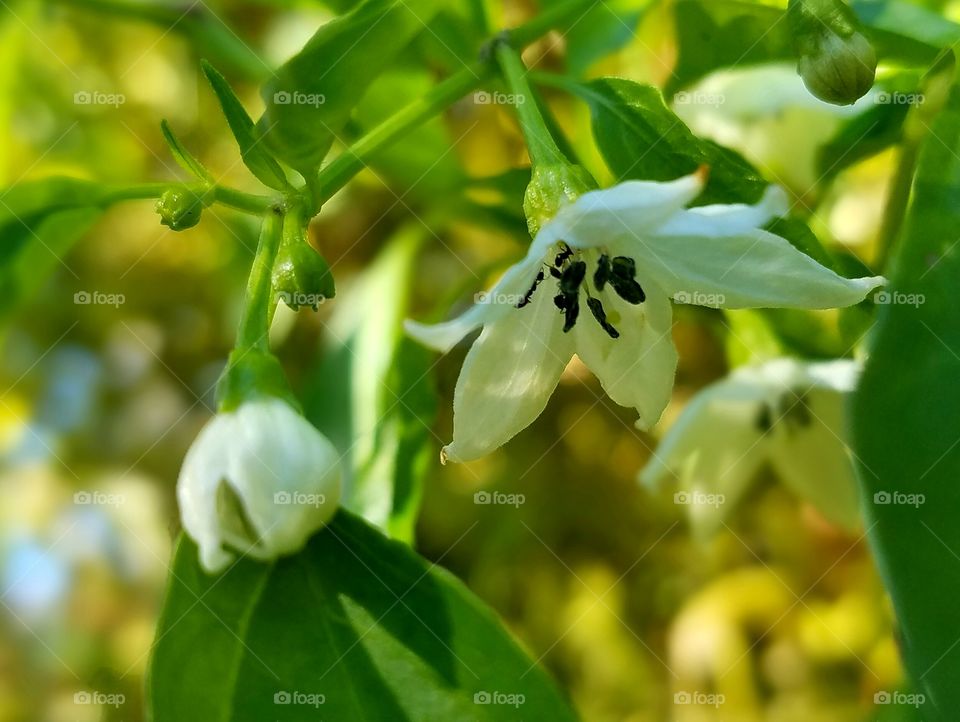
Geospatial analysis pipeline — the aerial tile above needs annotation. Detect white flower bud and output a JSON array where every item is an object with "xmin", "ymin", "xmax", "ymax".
[{"xmin": 177, "ymin": 397, "xmax": 341, "ymax": 573}]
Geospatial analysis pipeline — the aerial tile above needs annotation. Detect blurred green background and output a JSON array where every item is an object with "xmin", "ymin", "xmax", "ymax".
[{"xmin": 0, "ymin": 0, "xmax": 925, "ymax": 720}]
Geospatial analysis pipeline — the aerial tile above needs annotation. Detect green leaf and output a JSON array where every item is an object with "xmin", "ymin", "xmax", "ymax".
[
  {"xmin": 258, "ymin": 0, "xmax": 444, "ymax": 173},
  {"xmin": 576, "ymin": 77, "xmax": 768, "ymax": 204},
  {"xmin": 851, "ymin": 70, "xmax": 960, "ymax": 719},
  {"xmin": 0, "ymin": 177, "xmax": 106, "ymax": 322},
  {"xmin": 303, "ymin": 227, "xmax": 437, "ymax": 542},
  {"xmin": 160, "ymin": 120, "xmax": 214, "ymax": 184},
  {"xmin": 148, "ymin": 512, "xmax": 580, "ymax": 721},
  {"xmin": 201, "ymin": 60, "xmax": 289, "ymax": 191}
]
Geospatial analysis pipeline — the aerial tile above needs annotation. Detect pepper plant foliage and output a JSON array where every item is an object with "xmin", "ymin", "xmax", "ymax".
[{"xmin": 8, "ymin": 0, "xmax": 960, "ymax": 719}]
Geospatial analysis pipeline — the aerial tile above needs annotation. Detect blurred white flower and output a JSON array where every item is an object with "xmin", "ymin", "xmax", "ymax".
[
  {"xmin": 672, "ymin": 64, "xmax": 877, "ymax": 190},
  {"xmin": 640, "ymin": 358, "xmax": 862, "ymax": 537},
  {"xmin": 177, "ymin": 397, "xmax": 341, "ymax": 573},
  {"xmin": 406, "ymin": 169, "xmax": 883, "ymax": 463}
]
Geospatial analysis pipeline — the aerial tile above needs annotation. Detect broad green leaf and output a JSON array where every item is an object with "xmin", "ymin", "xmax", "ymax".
[
  {"xmin": 576, "ymin": 77, "xmax": 768, "ymax": 204},
  {"xmin": 201, "ymin": 60, "xmax": 290, "ymax": 191},
  {"xmin": 160, "ymin": 120, "xmax": 214, "ymax": 184},
  {"xmin": 258, "ymin": 0, "xmax": 444, "ymax": 173},
  {"xmin": 851, "ymin": 70, "xmax": 960, "ymax": 719},
  {"xmin": 148, "ymin": 512, "xmax": 580, "ymax": 721},
  {"xmin": 0, "ymin": 177, "xmax": 107, "ymax": 322},
  {"xmin": 304, "ymin": 227, "xmax": 437, "ymax": 541}
]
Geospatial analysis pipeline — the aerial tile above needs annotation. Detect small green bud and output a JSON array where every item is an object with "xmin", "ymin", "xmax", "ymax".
[
  {"xmin": 155, "ymin": 188, "xmax": 205, "ymax": 230},
  {"xmin": 523, "ymin": 164, "xmax": 597, "ymax": 237},
  {"xmin": 272, "ymin": 212, "xmax": 335, "ymax": 311},
  {"xmin": 789, "ymin": 0, "xmax": 877, "ymax": 106}
]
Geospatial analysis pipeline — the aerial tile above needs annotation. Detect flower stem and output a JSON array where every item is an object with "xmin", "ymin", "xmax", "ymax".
[
  {"xmin": 236, "ymin": 209, "xmax": 284, "ymax": 351},
  {"xmin": 312, "ymin": 61, "xmax": 491, "ymax": 207},
  {"xmin": 102, "ymin": 182, "xmax": 275, "ymax": 214},
  {"xmin": 493, "ymin": 42, "xmax": 566, "ymax": 168}
]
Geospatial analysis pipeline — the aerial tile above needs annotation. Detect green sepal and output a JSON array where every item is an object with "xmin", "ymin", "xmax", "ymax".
[
  {"xmin": 215, "ymin": 348, "xmax": 300, "ymax": 413},
  {"xmin": 522, "ymin": 163, "xmax": 597, "ymax": 237}
]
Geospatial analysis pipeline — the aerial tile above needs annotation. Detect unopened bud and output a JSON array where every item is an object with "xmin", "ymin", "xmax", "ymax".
[{"xmin": 155, "ymin": 188, "xmax": 204, "ymax": 231}]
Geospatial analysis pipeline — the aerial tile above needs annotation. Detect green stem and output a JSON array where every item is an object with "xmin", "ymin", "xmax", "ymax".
[
  {"xmin": 310, "ymin": 1, "xmax": 592, "ymax": 208},
  {"xmin": 312, "ymin": 61, "xmax": 491, "ymax": 206},
  {"xmin": 101, "ymin": 182, "xmax": 274, "ymax": 214},
  {"xmin": 236, "ymin": 210, "xmax": 284, "ymax": 351},
  {"xmin": 494, "ymin": 43, "xmax": 566, "ymax": 167}
]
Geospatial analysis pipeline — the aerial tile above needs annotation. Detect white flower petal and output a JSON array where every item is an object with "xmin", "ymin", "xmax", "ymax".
[
  {"xmin": 177, "ymin": 398, "xmax": 341, "ymax": 573},
  {"xmin": 227, "ymin": 399, "xmax": 341, "ymax": 559},
  {"xmin": 573, "ymin": 276, "xmax": 678, "ymax": 429},
  {"xmin": 404, "ymin": 255, "xmax": 543, "ymax": 353},
  {"xmin": 443, "ymin": 284, "xmax": 574, "ymax": 462},
  {"xmin": 767, "ymin": 363, "xmax": 861, "ymax": 530},
  {"xmin": 653, "ymin": 185, "xmax": 788, "ymax": 237},
  {"xmin": 639, "ymin": 381, "xmax": 771, "ymax": 538},
  {"xmin": 546, "ymin": 170, "xmax": 708, "ymax": 251},
  {"xmin": 629, "ymin": 226, "xmax": 884, "ymax": 309}
]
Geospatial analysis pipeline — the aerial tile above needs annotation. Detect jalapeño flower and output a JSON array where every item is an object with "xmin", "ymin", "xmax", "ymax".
[
  {"xmin": 640, "ymin": 358, "xmax": 861, "ymax": 537},
  {"xmin": 405, "ymin": 169, "xmax": 884, "ymax": 463},
  {"xmin": 177, "ymin": 395, "xmax": 342, "ymax": 573}
]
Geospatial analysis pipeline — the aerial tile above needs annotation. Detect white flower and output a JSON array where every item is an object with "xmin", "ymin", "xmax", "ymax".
[
  {"xmin": 177, "ymin": 397, "xmax": 341, "ymax": 573},
  {"xmin": 639, "ymin": 358, "xmax": 861, "ymax": 537},
  {"xmin": 405, "ymin": 170, "xmax": 883, "ymax": 463}
]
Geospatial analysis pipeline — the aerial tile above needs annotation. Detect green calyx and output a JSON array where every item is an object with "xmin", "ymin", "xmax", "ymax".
[
  {"xmin": 155, "ymin": 187, "xmax": 206, "ymax": 230},
  {"xmin": 788, "ymin": 0, "xmax": 877, "ymax": 105},
  {"xmin": 215, "ymin": 347, "xmax": 300, "ymax": 413},
  {"xmin": 523, "ymin": 163, "xmax": 597, "ymax": 237},
  {"xmin": 272, "ymin": 209, "xmax": 336, "ymax": 311}
]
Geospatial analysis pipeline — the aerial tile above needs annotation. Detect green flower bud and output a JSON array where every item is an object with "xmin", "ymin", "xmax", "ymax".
[
  {"xmin": 155, "ymin": 188, "xmax": 205, "ymax": 231},
  {"xmin": 523, "ymin": 164, "xmax": 598, "ymax": 237},
  {"xmin": 272, "ymin": 212, "xmax": 335, "ymax": 311},
  {"xmin": 789, "ymin": 0, "xmax": 877, "ymax": 106}
]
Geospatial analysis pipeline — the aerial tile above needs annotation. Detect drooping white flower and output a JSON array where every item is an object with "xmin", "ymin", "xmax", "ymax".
[
  {"xmin": 405, "ymin": 170, "xmax": 884, "ymax": 463},
  {"xmin": 177, "ymin": 397, "xmax": 341, "ymax": 573},
  {"xmin": 639, "ymin": 358, "xmax": 861, "ymax": 537}
]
